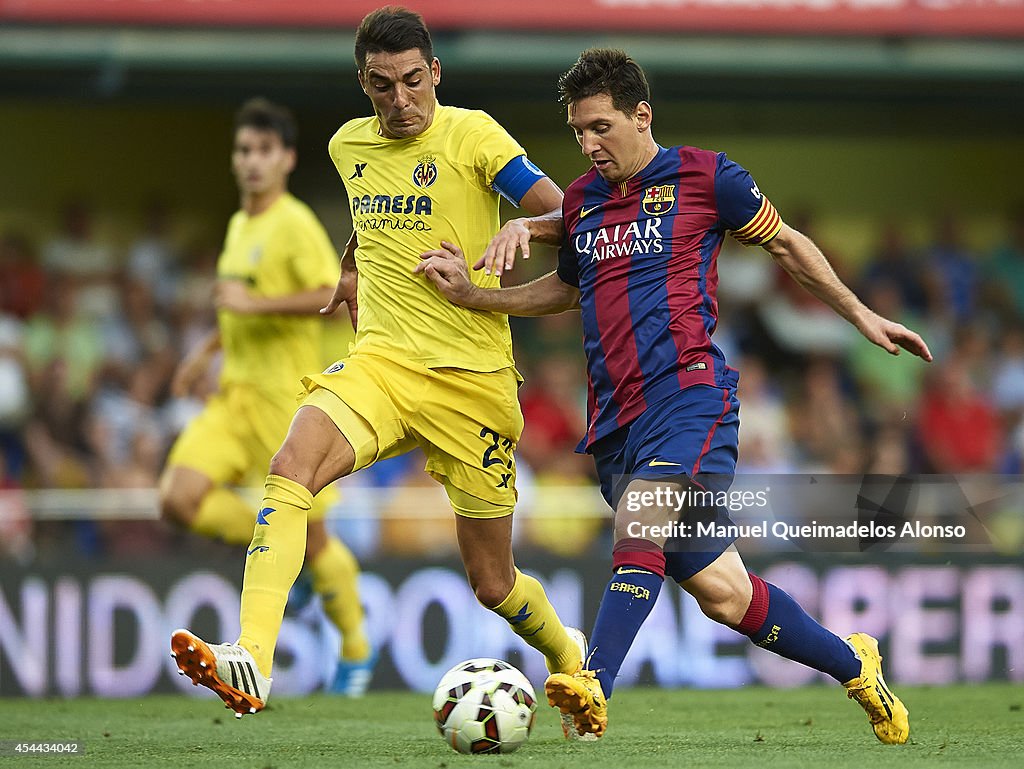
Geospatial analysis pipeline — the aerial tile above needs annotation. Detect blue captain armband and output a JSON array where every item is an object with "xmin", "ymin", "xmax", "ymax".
[{"xmin": 492, "ymin": 155, "xmax": 546, "ymax": 207}]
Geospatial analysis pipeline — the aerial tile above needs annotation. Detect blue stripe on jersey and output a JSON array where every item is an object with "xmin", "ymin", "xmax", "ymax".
[
  {"xmin": 696, "ymin": 227, "xmax": 718, "ymax": 340},
  {"xmin": 630, "ymin": 244, "xmax": 671, "ymax": 412},
  {"xmin": 696, "ymin": 224, "xmax": 738, "ymax": 389}
]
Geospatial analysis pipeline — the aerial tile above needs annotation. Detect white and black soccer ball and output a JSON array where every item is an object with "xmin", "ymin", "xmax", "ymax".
[{"xmin": 432, "ymin": 658, "xmax": 537, "ymax": 754}]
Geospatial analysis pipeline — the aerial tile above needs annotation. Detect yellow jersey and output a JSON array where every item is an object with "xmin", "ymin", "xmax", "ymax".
[
  {"xmin": 329, "ymin": 104, "xmax": 525, "ymax": 372},
  {"xmin": 217, "ymin": 192, "xmax": 340, "ymax": 397}
]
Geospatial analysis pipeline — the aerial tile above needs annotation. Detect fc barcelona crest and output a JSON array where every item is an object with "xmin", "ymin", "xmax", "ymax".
[
  {"xmin": 642, "ymin": 184, "xmax": 675, "ymax": 216},
  {"xmin": 413, "ymin": 153, "xmax": 438, "ymax": 188}
]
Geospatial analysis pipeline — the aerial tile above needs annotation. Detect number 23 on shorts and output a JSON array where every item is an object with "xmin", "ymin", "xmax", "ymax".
[{"xmin": 479, "ymin": 426, "xmax": 514, "ymax": 489}]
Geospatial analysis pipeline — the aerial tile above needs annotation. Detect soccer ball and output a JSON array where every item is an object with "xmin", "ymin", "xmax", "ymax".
[{"xmin": 432, "ymin": 658, "xmax": 537, "ymax": 754}]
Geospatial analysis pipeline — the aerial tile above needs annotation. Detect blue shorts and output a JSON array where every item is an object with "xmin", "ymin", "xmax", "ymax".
[{"xmin": 590, "ymin": 384, "xmax": 741, "ymax": 581}]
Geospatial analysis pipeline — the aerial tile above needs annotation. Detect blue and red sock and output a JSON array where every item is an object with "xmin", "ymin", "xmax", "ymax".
[
  {"xmin": 586, "ymin": 539, "xmax": 665, "ymax": 698},
  {"xmin": 737, "ymin": 573, "xmax": 861, "ymax": 682}
]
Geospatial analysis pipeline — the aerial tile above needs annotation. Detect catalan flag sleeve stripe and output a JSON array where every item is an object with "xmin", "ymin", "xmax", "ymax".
[{"xmin": 731, "ymin": 197, "xmax": 782, "ymax": 246}]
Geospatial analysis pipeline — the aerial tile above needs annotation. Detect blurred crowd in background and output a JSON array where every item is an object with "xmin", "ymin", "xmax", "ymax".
[{"xmin": 1, "ymin": 197, "xmax": 1023, "ymax": 564}]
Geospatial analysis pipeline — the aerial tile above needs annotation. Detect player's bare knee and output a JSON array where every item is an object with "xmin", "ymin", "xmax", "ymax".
[
  {"xmin": 615, "ymin": 478, "xmax": 686, "ymax": 540},
  {"xmin": 158, "ymin": 485, "xmax": 197, "ymax": 529},
  {"xmin": 613, "ymin": 509, "xmax": 672, "ymax": 550},
  {"xmin": 268, "ymin": 443, "xmax": 302, "ymax": 481},
  {"xmin": 612, "ymin": 518, "xmax": 637, "ymax": 545},
  {"xmin": 268, "ymin": 440, "xmax": 331, "ymax": 492},
  {"xmin": 158, "ymin": 465, "xmax": 213, "ymax": 529}
]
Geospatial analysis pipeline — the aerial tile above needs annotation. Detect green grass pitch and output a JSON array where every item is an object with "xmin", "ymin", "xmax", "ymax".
[{"xmin": 1, "ymin": 684, "xmax": 1020, "ymax": 768}]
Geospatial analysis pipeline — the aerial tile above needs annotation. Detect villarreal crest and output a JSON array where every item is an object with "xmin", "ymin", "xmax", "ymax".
[
  {"xmin": 413, "ymin": 154, "xmax": 438, "ymax": 188},
  {"xmin": 642, "ymin": 185, "xmax": 675, "ymax": 216}
]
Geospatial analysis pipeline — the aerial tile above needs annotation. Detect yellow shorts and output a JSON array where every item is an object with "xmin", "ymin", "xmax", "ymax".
[
  {"xmin": 301, "ymin": 352, "xmax": 523, "ymax": 517},
  {"xmin": 166, "ymin": 385, "xmax": 335, "ymax": 520}
]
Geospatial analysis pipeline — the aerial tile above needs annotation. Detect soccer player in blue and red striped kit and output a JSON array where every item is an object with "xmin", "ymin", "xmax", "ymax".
[{"xmin": 416, "ymin": 48, "xmax": 932, "ymax": 745}]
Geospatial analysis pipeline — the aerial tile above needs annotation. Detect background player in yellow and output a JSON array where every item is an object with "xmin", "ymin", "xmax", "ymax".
[
  {"xmin": 171, "ymin": 7, "xmax": 585, "ymax": 721},
  {"xmin": 161, "ymin": 98, "xmax": 373, "ymax": 697}
]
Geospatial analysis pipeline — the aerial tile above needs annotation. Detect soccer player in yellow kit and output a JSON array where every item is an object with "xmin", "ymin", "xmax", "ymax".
[
  {"xmin": 162, "ymin": 98, "xmax": 373, "ymax": 697},
  {"xmin": 171, "ymin": 8, "xmax": 584, "ymax": 718}
]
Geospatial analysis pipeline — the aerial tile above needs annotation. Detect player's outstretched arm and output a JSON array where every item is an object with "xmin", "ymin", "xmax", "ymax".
[
  {"xmin": 416, "ymin": 240, "xmax": 579, "ymax": 316},
  {"xmin": 763, "ymin": 224, "xmax": 933, "ymax": 361},
  {"xmin": 320, "ymin": 231, "xmax": 359, "ymax": 330},
  {"xmin": 476, "ymin": 175, "xmax": 564, "ymax": 277}
]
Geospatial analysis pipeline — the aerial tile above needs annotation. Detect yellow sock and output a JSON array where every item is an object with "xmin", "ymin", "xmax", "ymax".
[
  {"xmin": 310, "ymin": 537, "xmax": 371, "ymax": 661},
  {"xmin": 237, "ymin": 474, "xmax": 310, "ymax": 677},
  {"xmin": 190, "ymin": 487, "xmax": 255, "ymax": 546},
  {"xmin": 491, "ymin": 568, "xmax": 581, "ymax": 674}
]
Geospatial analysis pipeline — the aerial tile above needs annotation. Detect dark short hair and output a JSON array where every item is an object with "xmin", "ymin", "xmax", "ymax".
[
  {"xmin": 354, "ymin": 6, "xmax": 433, "ymax": 72},
  {"xmin": 234, "ymin": 98, "xmax": 297, "ymax": 148},
  {"xmin": 558, "ymin": 48, "xmax": 651, "ymax": 117}
]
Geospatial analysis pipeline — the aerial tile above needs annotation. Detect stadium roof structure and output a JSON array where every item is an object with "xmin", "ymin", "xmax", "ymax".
[{"xmin": 0, "ymin": 25, "xmax": 1022, "ymax": 110}]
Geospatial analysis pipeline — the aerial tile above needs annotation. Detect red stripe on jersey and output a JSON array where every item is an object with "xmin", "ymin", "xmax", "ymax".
[
  {"xmin": 667, "ymin": 148, "xmax": 719, "ymax": 390},
  {"xmin": 592, "ymin": 194, "xmax": 647, "ymax": 429}
]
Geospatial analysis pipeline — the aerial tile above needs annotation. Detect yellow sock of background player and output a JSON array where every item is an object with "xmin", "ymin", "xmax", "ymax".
[
  {"xmin": 190, "ymin": 487, "xmax": 256, "ymax": 545},
  {"xmin": 237, "ymin": 474, "xmax": 309, "ymax": 677},
  {"xmin": 492, "ymin": 568, "xmax": 581, "ymax": 674},
  {"xmin": 309, "ymin": 537, "xmax": 371, "ymax": 661}
]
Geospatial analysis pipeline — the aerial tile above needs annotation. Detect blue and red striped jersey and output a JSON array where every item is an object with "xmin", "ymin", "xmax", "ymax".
[{"xmin": 557, "ymin": 145, "xmax": 782, "ymax": 451}]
